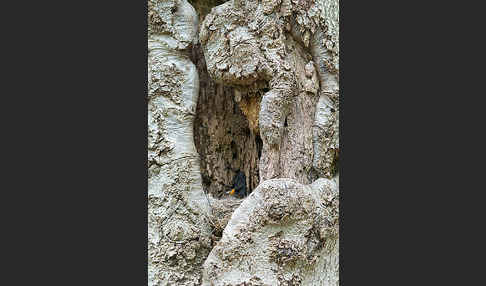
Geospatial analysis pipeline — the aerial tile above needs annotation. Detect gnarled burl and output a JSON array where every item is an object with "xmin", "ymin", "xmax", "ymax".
[
  {"xmin": 199, "ymin": 0, "xmax": 339, "ymax": 181},
  {"xmin": 148, "ymin": 0, "xmax": 339, "ymax": 285},
  {"xmin": 203, "ymin": 178, "xmax": 339, "ymax": 285}
]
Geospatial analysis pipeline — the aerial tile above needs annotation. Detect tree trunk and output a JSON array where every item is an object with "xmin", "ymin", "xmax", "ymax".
[
  {"xmin": 148, "ymin": 1, "xmax": 213, "ymax": 285},
  {"xmin": 148, "ymin": 0, "xmax": 339, "ymax": 285}
]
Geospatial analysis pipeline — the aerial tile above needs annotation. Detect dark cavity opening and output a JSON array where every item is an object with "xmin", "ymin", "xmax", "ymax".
[
  {"xmin": 256, "ymin": 134, "xmax": 263, "ymax": 159},
  {"xmin": 192, "ymin": 45, "xmax": 260, "ymax": 199}
]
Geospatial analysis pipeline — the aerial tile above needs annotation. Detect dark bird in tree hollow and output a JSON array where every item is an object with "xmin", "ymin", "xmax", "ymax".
[{"xmin": 227, "ymin": 170, "xmax": 247, "ymax": 198}]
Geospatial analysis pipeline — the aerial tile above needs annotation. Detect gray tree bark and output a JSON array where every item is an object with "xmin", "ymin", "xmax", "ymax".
[
  {"xmin": 148, "ymin": 0, "xmax": 339, "ymax": 285},
  {"xmin": 148, "ymin": 1, "xmax": 213, "ymax": 284}
]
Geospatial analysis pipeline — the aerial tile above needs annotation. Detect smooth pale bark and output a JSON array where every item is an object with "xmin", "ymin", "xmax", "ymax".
[{"xmin": 148, "ymin": 1, "xmax": 212, "ymax": 285}]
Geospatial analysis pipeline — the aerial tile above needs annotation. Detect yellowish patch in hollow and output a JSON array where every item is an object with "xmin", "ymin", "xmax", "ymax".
[{"xmin": 238, "ymin": 93, "xmax": 262, "ymax": 134}]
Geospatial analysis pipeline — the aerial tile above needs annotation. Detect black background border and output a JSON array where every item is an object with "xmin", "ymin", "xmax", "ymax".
[{"xmin": 2, "ymin": 0, "xmax": 484, "ymax": 284}]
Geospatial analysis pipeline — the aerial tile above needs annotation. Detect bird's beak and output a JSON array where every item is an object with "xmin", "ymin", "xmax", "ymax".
[{"xmin": 229, "ymin": 189, "xmax": 235, "ymax": 195}]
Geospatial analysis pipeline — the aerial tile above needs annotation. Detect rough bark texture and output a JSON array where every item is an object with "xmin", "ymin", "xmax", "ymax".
[
  {"xmin": 199, "ymin": 0, "xmax": 339, "ymax": 182},
  {"xmin": 148, "ymin": 1, "xmax": 213, "ymax": 285},
  {"xmin": 203, "ymin": 178, "xmax": 339, "ymax": 286},
  {"xmin": 148, "ymin": 0, "xmax": 339, "ymax": 285},
  {"xmin": 192, "ymin": 44, "xmax": 262, "ymax": 198}
]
